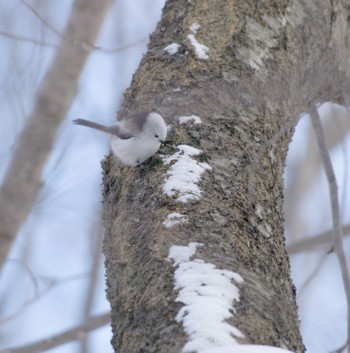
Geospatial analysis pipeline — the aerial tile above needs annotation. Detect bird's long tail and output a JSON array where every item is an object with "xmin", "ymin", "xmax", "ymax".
[{"xmin": 73, "ymin": 119, "xmax": 116, "ymax": 135}]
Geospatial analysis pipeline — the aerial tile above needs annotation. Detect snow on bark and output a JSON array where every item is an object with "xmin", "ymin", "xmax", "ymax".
[
  {"xmin": 178, "ymin": 115, "xmax": 202, "ymax": 125},
  {"xmin": 187, "ymin": 23, "xmax": 209, "ymax": 60},
  {"xmin": 163, "ymin": 212, "xmax": 189, "ymax": 228},
  {"xmin": 162, "ymin": 145, "xmax": 211, "ymax": 202},
  {"xmin": 168, "ymin": 243, "xmax": 244, "ymax": 353},
  {"xmin": 164, "ymin": 43, "xmax": 181, "ymax": 55}
]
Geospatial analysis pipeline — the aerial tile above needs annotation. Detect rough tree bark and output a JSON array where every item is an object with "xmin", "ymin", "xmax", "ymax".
[{"xmin": 102, "ymin": 0, "xmax": 350, "ymax": 352}]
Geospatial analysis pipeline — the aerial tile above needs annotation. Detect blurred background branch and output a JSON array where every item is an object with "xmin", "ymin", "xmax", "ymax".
[
  {"xmin": 0, "ymin": 0, "xmax": 113, "ymax": 269},
  {"xmin": 4, "ymin": 311, "xmax": 110, "ymax": 353},
  {"xmin": 309, "ymin": 105, "xmax": 350, "ymax": 351}
]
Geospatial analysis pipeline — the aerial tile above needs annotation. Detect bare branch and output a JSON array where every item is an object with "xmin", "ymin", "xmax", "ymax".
[
  {"xmin": 0, "ymin": 0, "xmax": 113, "ymax": 270},
  {"xmin": 331, "ymin": 338, "xmax": 350, "ymax": 353},
  {"xmin": 297, "ymin": 253, "xmax": 329, "ymax": 298},
  {"xmin": 0, "ymin": 30, "xmax": 59, "ymax": 48},
  {"xmin": 309, "ymin": 105, "xmax": 350, "ymax": 352},
  {"xmin": 79, "ymin": 223, "xmax": 104, "ymax": 353},
  {"xmin": 2, "ymin": 312, "xmax": 110, "ymax": 353},
  {"xmin": 0, "ymin": 30, "xmax": 147, "ymax": 54},
  {"xmin": 285, "ymin": 105, "xmax": 350, "ymax": 242},
  {"xmin": 20, "ymin": 0, "xmax": 89, "ymax": 50},
  {"xmin": 0, "ymin": 272, "xmax": 90, "ymax": 325},
  {"xmin": 20, "ymin": 0, "xmax": 147, "ymax": 53},
  {"xmin": 287, "ymin": 224, "xmax": 350, "ymax": 254},
  {"xmin": 99, "ymin": 37, "xmax": 148, "ymax": 53}
]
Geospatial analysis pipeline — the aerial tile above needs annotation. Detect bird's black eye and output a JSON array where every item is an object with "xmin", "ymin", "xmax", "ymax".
[{"xmin": 155, "ymin": 134, "xmax": 159, "ymax": 138}]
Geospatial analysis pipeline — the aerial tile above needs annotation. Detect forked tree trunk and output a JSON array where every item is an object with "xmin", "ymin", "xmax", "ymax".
[{"xmin": 102, "ymin": 1, "xmax": 350, "ymax": 352}]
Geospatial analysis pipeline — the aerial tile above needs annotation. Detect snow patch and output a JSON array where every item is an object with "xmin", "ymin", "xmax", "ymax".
[
  {"xmin": 188, "ymin": 35, "xmax": 209, "ymax": 60},
  {"xmin": 162, "ymin": 145, "xmax": 212, "ymax": 203},
  {"xmin": 164, "ymin": 43, "xmax": 180, "ymax": 55},
  {"xmin": 163, "ymin": 212, "xmax": 189, "ymax": 228},
  {"xmin": 190, "ymin": 23, "xmax": 201, "ymax": 34},
  {"xmin": 199, "ymin": 346, "xmax": 296, "ymax": 353},
  {"xmin": 168, "ymin": 243, "xmax": 244, "ymax": 353},
  {"xmin": 178, "ymin": 115, "xmax": 202, "ymax": 125},
  {"xmin": 168, "ymin": 243, "xmax": 296, "ymax": 353},
  {"xmin": 168, "ymin": 242, "xmax": 202, "ymax": 265},
  {"xmin": 187, "ymin": 23, "xmax": 209, "ymax": 60}
]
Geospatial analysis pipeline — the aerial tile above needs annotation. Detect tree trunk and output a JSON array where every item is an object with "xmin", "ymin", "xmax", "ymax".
[{"xmin": 102, "ymin": 0, "xmax": 350, "ymax": 352}]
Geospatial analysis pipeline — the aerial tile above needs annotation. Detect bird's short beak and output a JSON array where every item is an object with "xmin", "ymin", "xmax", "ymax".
[{"xmin": 160, "ymin": 140, "xmax": 165, "ymax": 145}]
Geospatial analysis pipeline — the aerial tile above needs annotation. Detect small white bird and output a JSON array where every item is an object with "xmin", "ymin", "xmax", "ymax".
[{"xmin": 73, "ymin": 111, "xmax": 167, "ymax": 166}]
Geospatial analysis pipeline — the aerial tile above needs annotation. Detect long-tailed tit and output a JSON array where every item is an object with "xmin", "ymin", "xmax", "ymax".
[{"xmin": 73, "ymin": 111, "xmax": 167, "ymax": 166}]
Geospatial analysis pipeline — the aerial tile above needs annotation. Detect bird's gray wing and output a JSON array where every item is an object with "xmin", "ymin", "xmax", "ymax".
[
  {"xmin": 73, "ymin": 119, "xmax": 133, "ymax": 139},
  {"xmin": 118, "ymin": 111, "xmax": 150, "ymax": 134}
]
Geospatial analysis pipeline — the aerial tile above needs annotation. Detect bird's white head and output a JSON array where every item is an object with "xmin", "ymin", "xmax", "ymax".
[{"xmin": 143, "ymin": 112, "xmax": 167, "ymax": 143}]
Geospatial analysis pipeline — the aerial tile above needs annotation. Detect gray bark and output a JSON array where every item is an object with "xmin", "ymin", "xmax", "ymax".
[{"xmin": 102, "ymin": 0, "xmax": 350, "ymax": 352}]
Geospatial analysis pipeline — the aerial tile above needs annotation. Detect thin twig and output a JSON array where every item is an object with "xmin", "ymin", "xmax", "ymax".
[
  {"xmin": 0, "ymin": 272, "xmax": 90, "ymax": 325},
  {"xmin": 330, "ymin": 338, "xmax": 349, "ymax": 353},
  {"xmin": 0, "ymin": 30, "xmax": 59, "ymax": 48},
  {"xmin": 20, "ymin": 0, "xmax": 147, "ymax": 52},
  {"xmin": 0, "ymin": 30, "xmax": 147, "ymax": 54},
  {"xmin": 309, "ymin": 105, "xmax": 350, "ymax": 353},
  {"xmin": 286, "ymin": 224, "xmax": 350, "ymax": 255},
  {"xmin": 297, "ymin": 252, "xmax": 328, "ymax": 298},
  {"xmin": 80, "ymin": 222, "xmax": 104, "ymax": 353},
  {"xmin": 21, "ymin": 0, "xmax": 82, "ymax": 48},
  {"xmin": 5, "ymin": 260, "xmax": 40, "ymax": 297},
  {"xmin": 1, "ymin": 312, "xmax": 110, "ymax": 353}
]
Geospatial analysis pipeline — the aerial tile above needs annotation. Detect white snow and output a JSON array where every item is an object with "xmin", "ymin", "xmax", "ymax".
[
  {"xmin": 168, "ymin": 243, "xmax": 244, "ymax": 353},
  {"xmin": 168, "ymin": 242, "xmax": 202, "ymax": 266},
  {"xmin": 178, "ymin": 115, "xmax": 202, "ymax": 125},
  {"xmin": 187, "ymin": 23, "xmax": 209, "ymax": 60},
  {"xmin": 163, "ymin": 212, "xmax": 189, "ymax": 228},
  {"xmin": 187, "ymin": 34, "xmax": 209, "ymax": 60},
  {"xmin": 168, "ymin": 243, "xmax": 296, "ymax": 353},
  {"xmin": 190, "ymin": 23, "xmax": 201, "ymax": 34},
  {"xmin": 162, "ymin": 145, "xmax": 212, "ymax": 203},
  {"xmin": 199, "ymin": 346, "xmax": 296, "ymax": 353},
  {"xmin": 164, "ymin": 43, "xmax": 180, "ymax": 55}
]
